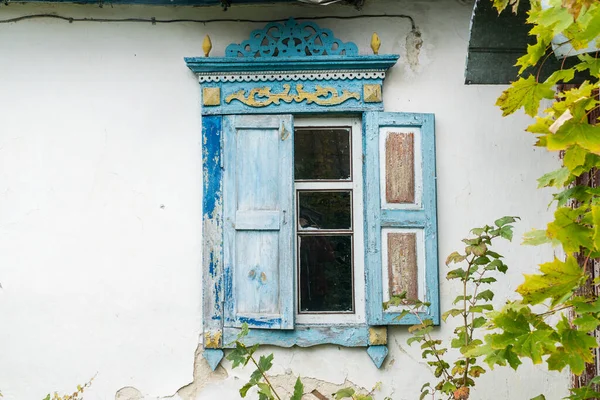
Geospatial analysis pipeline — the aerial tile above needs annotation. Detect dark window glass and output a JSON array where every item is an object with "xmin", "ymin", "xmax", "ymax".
[
  {"xmin": 294, "ymin": 128, "xmax": 351, "ymax": 180},
  {"xmin": 298, "ymin": 235, "xmax": 353, "ymax": 312},
  {"xmin": 298, "ymin": 191, "xmax": 352, "ymax": 230}
]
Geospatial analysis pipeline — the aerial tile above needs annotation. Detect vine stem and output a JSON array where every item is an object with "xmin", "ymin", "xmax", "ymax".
[
  {"xmin": 413, "ymin": 311, "xmax": 453, "ymax": 384},
  {"xmin": 239, "ymin": 342, "xmax": 282, "ymax": 400},
  {"xmin": 462, "ymin": 257, "xmax": 471, "ymax": 387}
]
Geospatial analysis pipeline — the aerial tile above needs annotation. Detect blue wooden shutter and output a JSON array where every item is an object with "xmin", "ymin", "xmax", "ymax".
[
  {"xmin": 363, "ymin": 112, "xmax": 439, "ymax": 325},
  {"xmin": 223, "ymin": 114, "xmax": 294, "ymax": 330}
]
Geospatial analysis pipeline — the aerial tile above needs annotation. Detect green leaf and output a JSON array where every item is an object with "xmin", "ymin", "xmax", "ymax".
[
  {"xmin": 576, "ymin": 53, "xmax": 600, "ymax": 75},
  {"xmin": 498, "ymin": 225, "xmax": 515, "ymax": 240},
  {"xmin": 563, "ymin": 145, "xmax": 589, "ymax": 173},
  {"xmin": 573, "ymin": 297, "xmax": 600, "ymax": 313},
  {"xmin": 258, "ymin": 354, "xmax": 273, "ymax": 372},
  {"xmin": 547, "ymin": 120, "xmax": 600, "ymax": 154},
  {"xmin": 475, "ymin": 289, "xmax": 494, "ymax": 301},
  {"xmin": 240, "ymin": 382, "xmax": 254, "ymax": 398},
  {"xmin": 547, "ymin": 347, "xmax": 586, "ymax": 374},
  {"xmin": 558, "ymin": 318, "xmax": 597, "ymax": 362},
  {"xmin": 517, "ymin": 256, "xmax": 584, "ymax": 306},
  {"xmin": 442, "ymin": 308, "xmax": 463, "ymax": 322},
  {"xmin": 496, "ymin": 75, "xmax": 555, "ymax": 117},
  {"xmin": 530, "ymin": 396, "xmax": 546, "ymax": 400},
  {"xmin": 516, "ymin": 41, "xmax": 548, "ymax": 74},
  {"xmin": 334, "ymin": 388, "xmax": 356, "ymax": 399},
  {"xmin": 441, "ymin": 381, "xmax": 456, "ymax": 394},
  {"xmin": 227, "ymin": 346, "xmax": 248, "ymax": 369},
  {"xmin": 546, "ymin": 68, "xmax": 575, "ymax": 85},
  {"xmin": 256, "ymin": 382, "xmax": 274, "ymax": 399},
  {"xmin": 495, "ymin": 216, "xmax": 518, "ymax": 227},
  {"xmin": 290, "ymin": 377, "xmax": 304, "ymax": 400},
  {"xmin": 592, "ymin": 205, "xmax": 600, "ymax": 252},
  {"xmin": 446, "ymin": 251, "xmax": 467, "ymax": 265},
  {"xmin": 522, "ymin": 229, "xmax": 553, "ymax": 246},
  {"xmin": 239, "ymin": 322, "xmax": 250, "ymax": 339},
  {"xmin": 469, "ymin": 304, "xmax": 494, "ymax": 313},
  {"xmin": 547, "ymin": 207, "xmax": 593, "ymax": 253},
  {"xmin": 468, "ymin": 365, "xmax": 486, "ymax": 377},
  {"xmin": 249, "ymin": 369, "xmax": 262, "ymax": 385},
  {"xmin": 486, "ymin": 250, "xmax": 503, "ymax": 258},
  {"xmin": 537, "ymin": 167, "xmax": 571, "ymax": 188},
  {"xmin": 472, "ymin": 316, "xmax": 487, "ymax": 328},
  {"xmin": 573, "ymin": 314, "xmax": 600, "ymax": 332},
  {"xmin": 392, "ymin": 309, "xmax": 411, "ymax": 321},
  {"xmin": 474, "ymin": 256, "xmax": 491, "ymax": 265},
  {"xmin": 446, "ymin": 268, "xmax": 467, "ymax": 280}
]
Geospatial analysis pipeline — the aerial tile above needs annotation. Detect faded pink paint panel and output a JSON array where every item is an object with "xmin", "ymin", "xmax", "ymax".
[
  {"xmin": 388, "ymin": 233, "xmax": 418, "ymax": 300},
  {"xmin": 385, "ymin": 132, "xmax": 415, "ymax": 204}
]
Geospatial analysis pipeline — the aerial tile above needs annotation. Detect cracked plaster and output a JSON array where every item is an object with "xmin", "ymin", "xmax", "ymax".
[{"xmin": 115, "ymin": 345, "xmax": 369, "ymax": 400}]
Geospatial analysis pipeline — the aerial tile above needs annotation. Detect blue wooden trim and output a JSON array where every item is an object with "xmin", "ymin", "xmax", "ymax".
[
  {"xmin": 185, "ymin": 56, "xmax": 399, "ymax": 75},
  {"xmin": 366, "ymin": 345, "xmax": 389, "ymax": 368},
  {"xmin": 225, "ymin": 18, "xmax": 359, "ymax": 58},
  {"xmin": 203, "ymin": 349, "xmax": 225, "ymax": 371},
  {"xmin": 202, "ymin": 116, "xmax": 225, "ymax": 340},
  {"xmin": 363, "ymin": 111, "xmax": 440, "ymax": 326},
  {"xmin": 223, "ymin": 325, "xmax": 369, "ymax": 348},
  {"xmin": 222, "ymin": 114, "xmax": 295, "ymax": 330}
]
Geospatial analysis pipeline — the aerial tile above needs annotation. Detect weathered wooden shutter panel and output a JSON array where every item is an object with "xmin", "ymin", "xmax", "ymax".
[
  {"xmin": 364, "ymin": 111, "xmax": 439, "ymax": 325},
  {"xmin": 223, "ymin": 114, "xmax": 294, "ymax": 330}
]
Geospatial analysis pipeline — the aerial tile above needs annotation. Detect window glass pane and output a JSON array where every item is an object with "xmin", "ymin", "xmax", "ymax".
[
  {"xmin": 298, "ymin": 191, "xmax": 352, "ymax": 230},
  {"xmin": 294, "ymin": 128, "xmax": 351, "ymax": 180},
  {"xmin": 298, "ymin": 235, "xmax": 353, "ymax": 312}
]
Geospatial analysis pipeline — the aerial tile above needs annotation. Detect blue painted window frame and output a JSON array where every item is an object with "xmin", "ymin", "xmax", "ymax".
[{"xmin": 188, "ymin": 18, "xmax": 438, "ymax": 369}]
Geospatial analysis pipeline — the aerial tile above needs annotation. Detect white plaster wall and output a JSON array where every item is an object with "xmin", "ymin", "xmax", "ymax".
[{"xmin": 0, "ymin": 0, "xmax": 569, "ymax": 399}]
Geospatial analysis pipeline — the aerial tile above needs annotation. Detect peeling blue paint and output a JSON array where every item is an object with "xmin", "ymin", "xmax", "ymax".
[
  {"xmin": 202, "ymin": 116, "xmax": 222, "ymax": 221},
  {"xmin": 223, "ymin": 325, "xmax": 369, "ymax": 348},
  {"xmin": 203, "ymin": 115, "xmax": 225, "ymax": 345}
]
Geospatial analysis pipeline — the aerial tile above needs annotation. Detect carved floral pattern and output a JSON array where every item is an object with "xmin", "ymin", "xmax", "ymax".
[
  {"xmin": 224, "ymin": 84, "xmax": 360, "ymax": 107},
  {"xmin": 225, "ymin": 18, "xmax": 359, "ymax": 58}
]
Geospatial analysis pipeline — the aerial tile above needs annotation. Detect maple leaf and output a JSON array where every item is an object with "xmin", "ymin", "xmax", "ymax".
[
  {"xmin": 546, "ymin": 120, "xmax": 600, "ymax": 154},
  {"xmin": 575, "ymin": 54, "xmax": 600, "ymax": 76},
  {"xmin": 517, "ymin": 256, "xmax": 584, "ymax": 306},
  {"xmin": 496, "ymin": 76, "xmax": 555, "ymax": 117},
  {"xmin": 487, "ymin": 309, "xmax": 558, "ymax": 364},
  {"xmin": 547, "ymin": 207, "xmax": 593, "ymax": 252},
  {"xmin": 562, "ymin": 0, "xmax": 594, "ymax": 19}
]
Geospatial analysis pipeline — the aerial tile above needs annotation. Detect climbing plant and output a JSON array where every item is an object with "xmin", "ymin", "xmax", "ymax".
[
  {"xmin": 470, "ymin": 0, "xmax": 600, "ymax": 399},
  {"xmin": 392, "ymin": 218, "xmax": 517, "ymax": 400}
]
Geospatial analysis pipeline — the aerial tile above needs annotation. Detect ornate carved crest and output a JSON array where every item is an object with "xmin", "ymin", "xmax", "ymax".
[{"xmin": 225, "ymin": 18, "xmax": 359, "ymax": 58}]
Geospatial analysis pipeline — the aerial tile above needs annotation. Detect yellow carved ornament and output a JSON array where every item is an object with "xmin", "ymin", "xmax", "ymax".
[
  {"xmin": 225, "ymin": 84, "xmax": 360, "ymax": 107},
  {"xmin": 204, "ymin": 330, "xmax": 222, "ymax": 348}
]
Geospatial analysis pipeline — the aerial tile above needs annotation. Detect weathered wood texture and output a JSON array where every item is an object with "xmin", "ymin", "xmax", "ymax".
[
  {"xmin": 363, "ymin": 111, "xmax": 439, "ymax": 326},
  {"xmin": 385, "ymin": 132, "xmax": 415, "ymax": 204},
  {"xmin": 202, "ymin": 115, "xmax": 224, "ymax": 347},
  {"xmin": 387, "ymin": 232, "xmax": 418, "ymax": 299},
  {"xmin": 223, "ymin": 114, "xmax": 294, "ymax": 330}
]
